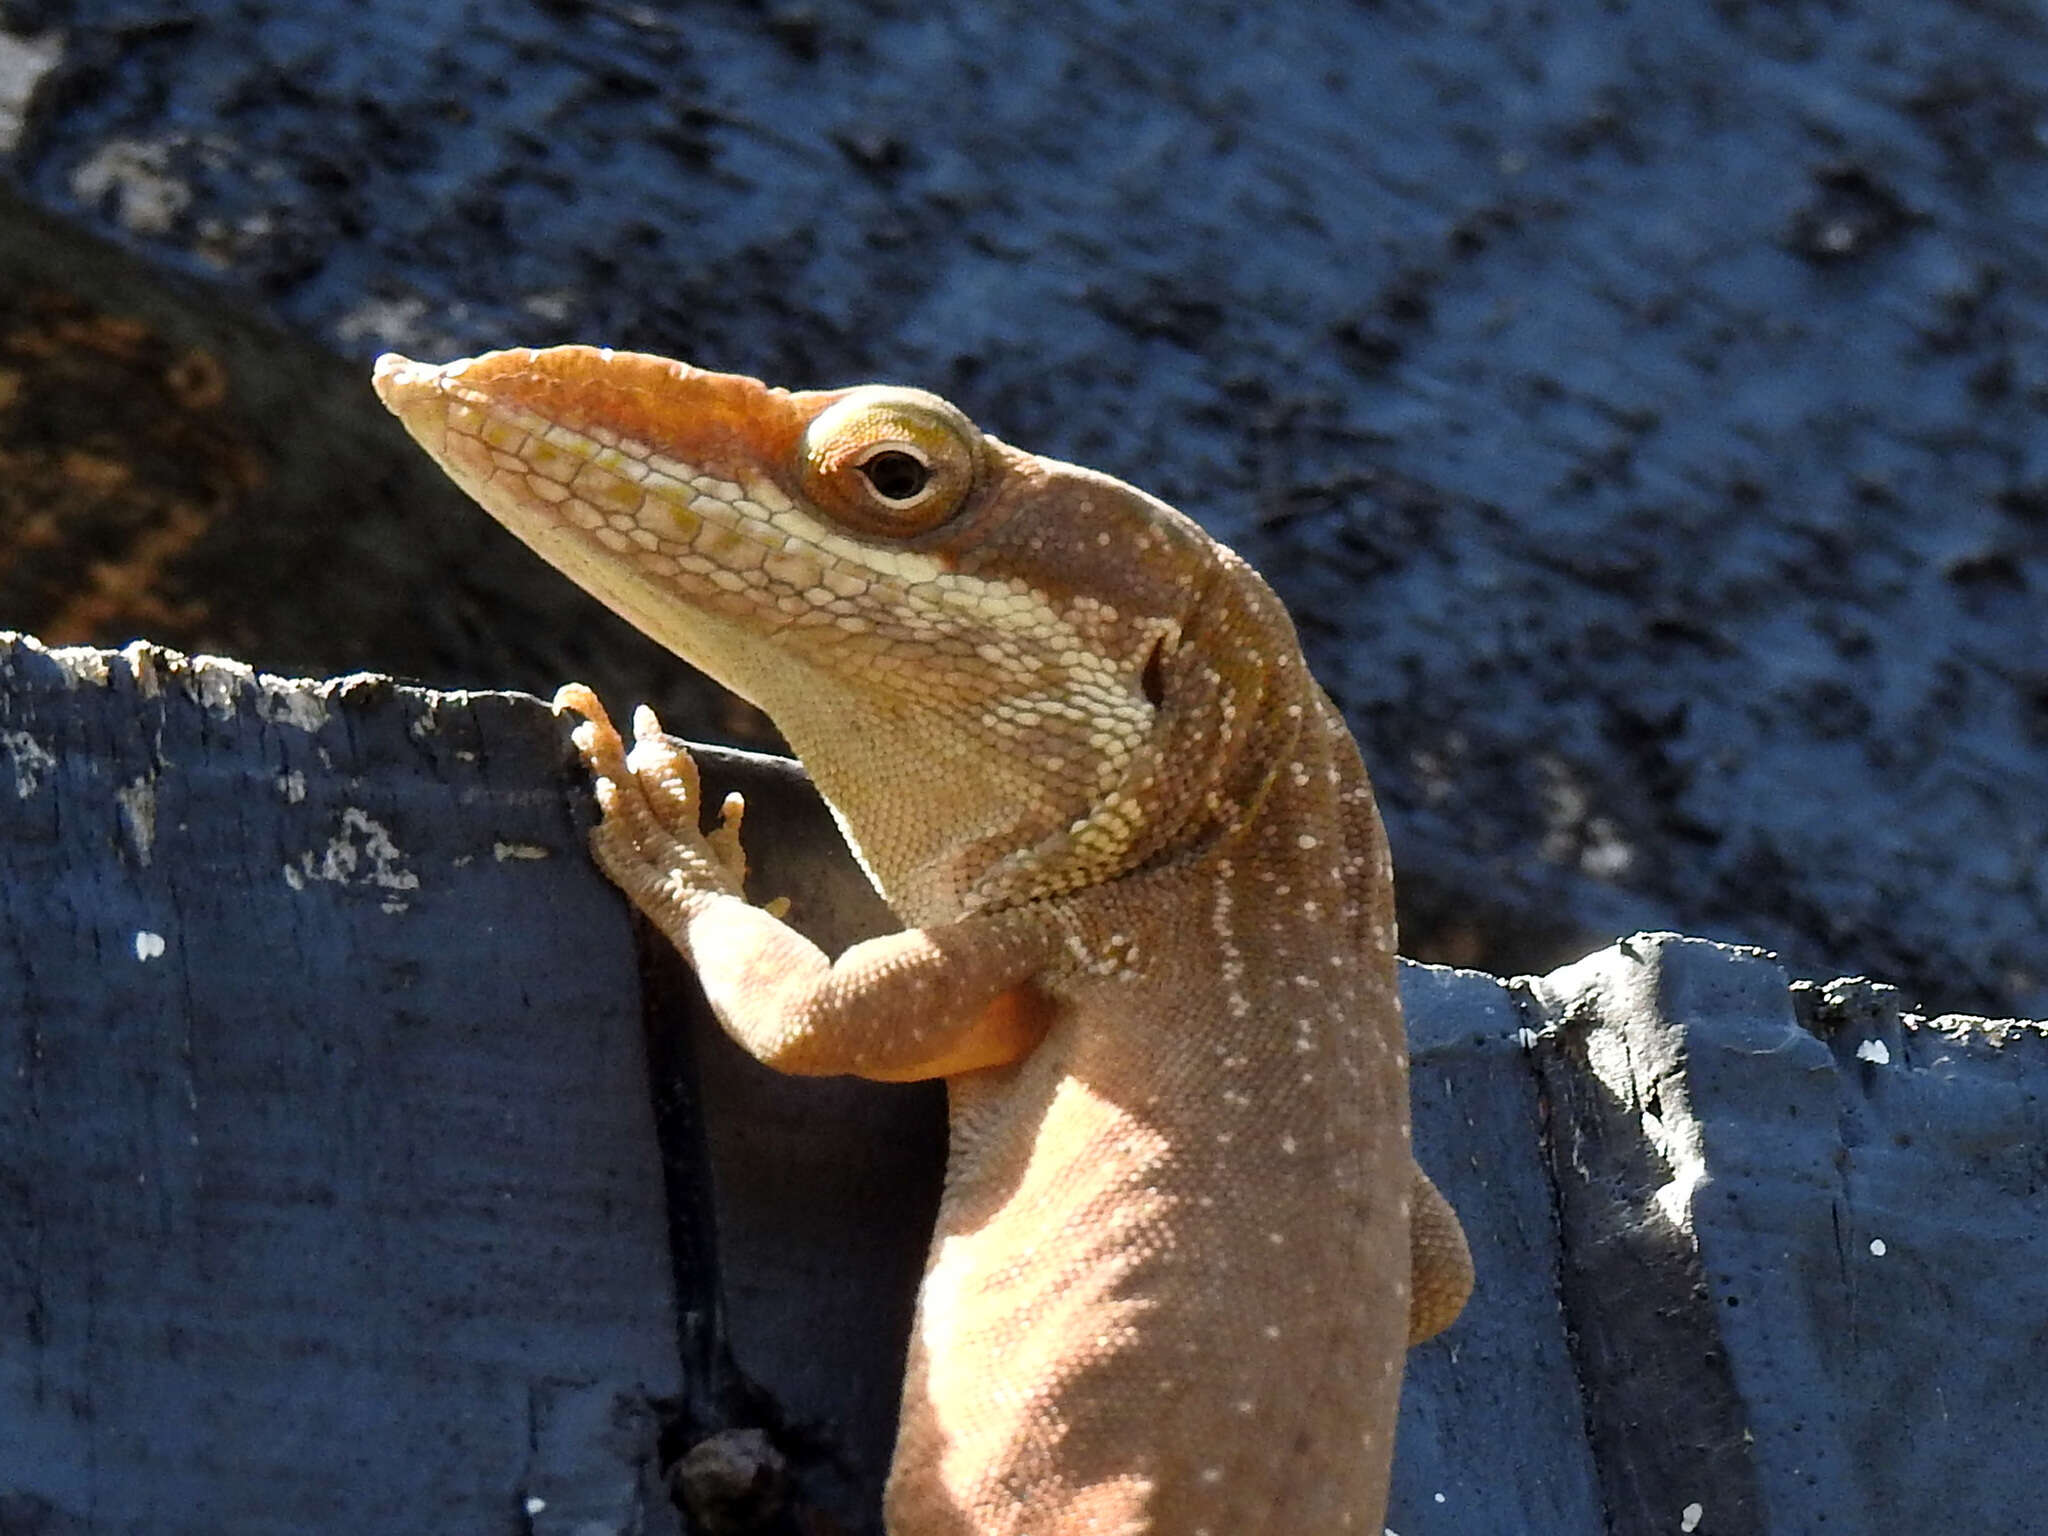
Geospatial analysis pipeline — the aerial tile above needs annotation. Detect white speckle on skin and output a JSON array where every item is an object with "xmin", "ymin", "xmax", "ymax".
[
  {"xmin": 1681, "ymin": 1503, "xmax": 1704, "ymax": 1532},
  {"xmin": 133, "ymin": 931, "xmax": 165, "ymax": 961},
  {"xmin": 1869, "ymin": 1238, "xmax": 1886, "ymax": 1257},
  {"xmin": 1856, "ymin": 1038, "xmax": 1891, "ymax": 1065}
]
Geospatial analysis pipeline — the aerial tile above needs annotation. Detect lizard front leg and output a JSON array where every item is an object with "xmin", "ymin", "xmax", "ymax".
[{"xmin": 556, "ymin": 685, "xmax": 1058, "ymax": 1083}]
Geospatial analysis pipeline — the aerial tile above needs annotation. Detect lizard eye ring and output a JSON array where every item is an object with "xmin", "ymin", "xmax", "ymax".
[{"xmin": 800, "ymin": 387, "xmax": 982, "ymax": 536}]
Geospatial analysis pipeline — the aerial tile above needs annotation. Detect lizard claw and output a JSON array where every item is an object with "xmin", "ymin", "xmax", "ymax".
[
  {"xmin": 704, "ymin": 790, "xmax": 753, "ymax": 889},
  {"xmin": 629, "ymin": 703, "xmax": 705, "ymax": 812},
  {"xmin": 552, "ymin": 684, "xmax": 750, "ymax": 912},
  {"xmin": 554, "ymin": 682, "xmax": 628, "ymax": 782}
]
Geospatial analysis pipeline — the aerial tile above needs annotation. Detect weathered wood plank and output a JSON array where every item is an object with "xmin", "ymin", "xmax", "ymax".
[
  {"xmin": 0, "ymin": 635, "xmax": 684, "ymax": 1534},
  {"xmin": 8, "ymin": 636, "xmax": 2047, "ymax": 1536}
]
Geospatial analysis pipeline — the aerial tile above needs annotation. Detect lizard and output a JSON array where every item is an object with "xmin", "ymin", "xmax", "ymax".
[{"xmin": 372, "ymin": 345, "xmax": 1472, "ymax": 1536}]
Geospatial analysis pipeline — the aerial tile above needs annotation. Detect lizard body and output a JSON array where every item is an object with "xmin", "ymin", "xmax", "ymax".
[{"xmin": 373, "ymin": 346, "xmax": 1471, "ymax": 1535}]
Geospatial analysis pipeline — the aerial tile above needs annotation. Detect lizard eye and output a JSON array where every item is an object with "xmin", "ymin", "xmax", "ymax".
[
  {"xmin": 858, "ymin": 447, "xmax": 931, "ymax": 503},
  {"xmin": 799, "ymin": 387, "xmax": 982, "ymax": 536}
]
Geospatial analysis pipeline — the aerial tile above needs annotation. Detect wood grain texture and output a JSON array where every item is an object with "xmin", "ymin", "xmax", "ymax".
[{"xmin": 0, "ymin": 635, "xmax": 684, "ymax": 1535}]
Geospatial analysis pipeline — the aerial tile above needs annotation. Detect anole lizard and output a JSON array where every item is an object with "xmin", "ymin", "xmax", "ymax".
[{"xmin": 373, "ymin": 346, "xmax": 1472, "ymax": 1536}]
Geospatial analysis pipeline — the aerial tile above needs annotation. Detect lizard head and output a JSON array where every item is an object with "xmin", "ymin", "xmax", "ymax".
[{"xmin": 375, "ymin": 346, "xmax": 1309, "ymax": 920}]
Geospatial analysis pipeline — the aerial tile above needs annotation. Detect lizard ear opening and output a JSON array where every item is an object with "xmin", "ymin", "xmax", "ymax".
[
  {"xmin": 799, "ymin": 387, "xmax": 983, "ymax": 537},
  {"xmin": 1139, "ymin": 628, "xmax": 1172, "ymax": 709}
]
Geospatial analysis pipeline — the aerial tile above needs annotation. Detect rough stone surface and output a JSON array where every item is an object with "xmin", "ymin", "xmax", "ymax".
[{"xmin": 1, "ymin": 0, "xmax": 2043, "ymax": 1023}]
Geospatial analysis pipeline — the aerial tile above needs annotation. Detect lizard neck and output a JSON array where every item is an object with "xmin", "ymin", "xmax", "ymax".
[
  {"xmin": 769, "ymin": 553, "xmax": 1323, "ymax": 928},
  {"xmin": 959, "ymin": 553, "xmax": 1328, "ymax": 916}
]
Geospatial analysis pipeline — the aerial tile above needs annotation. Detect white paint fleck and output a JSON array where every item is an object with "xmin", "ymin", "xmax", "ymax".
[
  {"xmin": 1680, "ymin": 1503, "xmax": 1704, "ymax": 1532},
  {"xmin": 1855, "ymin": 1038, "xmax": 1891, "ymax": 1066},
  {"xmin": 257, "ymin": 679, "xmax": 330, "ymax": 735},
  {"xmin": 492, "ymin": 842, "xmax": 551, "ymax": 861},
  {"xmin": 287, "ymin": 807, "xmax": 421, "ymax": 910},
  {"xmin": 133, "ymin": 930, "xmax": 165, "ymax": 962},
  {"xmin": 275, "ymin": 770, "xmax": 306, "ymax": 804},
  {"xmin": 115, "ymin": 777, "xmax": 156, "ymax": 865},
  {"xmin": 1869, "ymin": 1238, "xmax": 1886, "ymax": 1257},
  {"xmin": 3, "ymin": 731, "xmax": 56, "ymax": 797},
  {"xmin": 524, "ymin": 1496, "xmax": 547, "ymax": 1516}
]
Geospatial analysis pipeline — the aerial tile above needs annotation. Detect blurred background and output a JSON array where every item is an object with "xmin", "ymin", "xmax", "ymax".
[{"xmin": 2, "ymin": 0, "xmax": 2043, "ymax": 1016}]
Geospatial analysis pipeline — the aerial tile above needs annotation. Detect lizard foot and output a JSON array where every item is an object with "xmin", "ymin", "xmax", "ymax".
[{"xmin": 553, "ymin": 683, "xmax": 751, "ymax": 918}]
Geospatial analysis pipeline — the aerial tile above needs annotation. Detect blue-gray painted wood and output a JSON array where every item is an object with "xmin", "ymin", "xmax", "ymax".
[
  {"xmin": 0, "ymin": 636, "xmax": 684, "ymax": 1535},
  {"xmin": 8, "ymin": 640, "xmax": 2046, "ymax": 1534}
]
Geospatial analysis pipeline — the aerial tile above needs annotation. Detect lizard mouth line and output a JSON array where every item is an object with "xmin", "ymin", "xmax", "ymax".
[{"xmin": 375, "ymin": 352, "xmax": 1034, "ymax": 654}]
